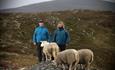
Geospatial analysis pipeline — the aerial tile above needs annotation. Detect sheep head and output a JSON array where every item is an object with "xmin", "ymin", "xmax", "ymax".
[{"xmin": 40, "ymin": 41, "xmax": 49, "ymax": 47}]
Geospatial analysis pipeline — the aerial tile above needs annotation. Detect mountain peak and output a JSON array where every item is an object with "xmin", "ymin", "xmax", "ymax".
[{"xmin": 1, "ymin": 0, "xmax": 115, "ymax": 12}]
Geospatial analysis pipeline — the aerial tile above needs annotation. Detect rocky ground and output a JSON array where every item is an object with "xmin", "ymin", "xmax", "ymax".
[
  {"xmin": 23, "ymin": 61, "xmax": 97, "ymax": 70},
  {"xmin": 0, "ymin": 10, "xmax": 115, "ymax": 70},
  {"xmin": 31, "ymin": 61, "xmax": 62, "ymax": 70}
]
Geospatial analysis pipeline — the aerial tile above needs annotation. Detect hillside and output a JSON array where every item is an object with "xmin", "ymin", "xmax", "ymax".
[
  {"xmin": 0, "ymin": 10, "xmax": 115, "ymax": 70},
  {"xmin": 1, "ymin": 0, "xmax": 115, "ymax": 12}
]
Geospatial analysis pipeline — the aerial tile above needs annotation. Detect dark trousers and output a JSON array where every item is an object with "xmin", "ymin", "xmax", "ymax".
[
  {"xmin": 36, "ymin": 42, "xmax": 45, "ymax": 62},
  {"xmin": 58, "ymin": 44, "xmax": 66, "ymax": 51}
]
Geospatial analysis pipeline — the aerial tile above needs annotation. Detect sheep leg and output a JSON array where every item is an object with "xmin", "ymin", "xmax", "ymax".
[
  {"xmin": 47, "ymin": 53, "xmax": 51, "ymax": 61},
  {"xmin": 72, "ymin": 63, "xmax": 78, "ymax": 70},
  {"xmin": 53, "ymin": 51, "xmax": 56, "ymax": 60},
  {"xmin": 49, "ymin": 55, "xmax": 52, "ymax": 61},
  {"xmin": 62, "ymin": 64, "xmax": 66, "ymax": 70},
  {"xmin": 69, "ymin": 64, "xmax": 72, "ymax": 70},
  {"xmin": 72, "ymin": 65, "xmax": 76, "ymax": 70},
  {"xmin": 43, "ymin": 51, "xmax": 49, "ymax": 61},
  {"xmin": 42, "ymin": 53, "xmax": 46, "ymax": 61},
  {"xmin": 85, "ymin": 63, "xmax": 90, "ymax": 70},
  {"xmin": 80, "ymin": 64, "xmax": 84, "ymax": 70}
]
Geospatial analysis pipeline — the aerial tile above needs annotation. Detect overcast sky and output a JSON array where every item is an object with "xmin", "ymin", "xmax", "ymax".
[
  {"xmin": 0, "ymin": 0, "xmax": 54, "ymax": 9},
  {"xmin": 0, "ymin": 0, "xmax": 115, "ymax": 10}
]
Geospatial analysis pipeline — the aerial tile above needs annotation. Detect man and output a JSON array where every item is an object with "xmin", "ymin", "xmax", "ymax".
[
  {"xmin": 53, "ymin": 21, "xmax": 70, "ymax": 51},
  {"xmin": 32, "ymin": 20, "xmax": 49, "ymax": 62}
]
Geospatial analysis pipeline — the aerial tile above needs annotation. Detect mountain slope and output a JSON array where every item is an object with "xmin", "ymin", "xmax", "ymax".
[
  {"xmin": 1, "ymin": 0, "xmax": 115, "ymax": 12},
  {"xmin": 0, "ymin": 10, "xmax": 115, "ymax": 70}
]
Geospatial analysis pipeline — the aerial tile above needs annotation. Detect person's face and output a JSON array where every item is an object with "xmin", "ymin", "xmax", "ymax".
[
  {"xmin": 39, "ymin": 22, "xmax": 44, "ymax": 26},
  {"xmin": 58, "ymin": 24, "xmax": 64, "ymax": 29}
]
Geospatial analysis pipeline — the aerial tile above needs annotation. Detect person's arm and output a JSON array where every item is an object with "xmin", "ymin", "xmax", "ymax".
[
  {"xmin": 32, "ymin": 28, "xmax": 37, "ymax": 45},
  {"xmin": 52, "ymin": 30, "xmax": 57, "ymax": 42},
  {"xmin": 45, "ymin": 28, "xmax": 50, "ymax": 42},
  {"xmin": 65, "ymin": 30, "xmax": 70, "ymax": 44}
]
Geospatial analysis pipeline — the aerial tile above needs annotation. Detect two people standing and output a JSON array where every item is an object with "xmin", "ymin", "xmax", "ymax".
[{"xmin": 32, "ymin": 20, "xmax": 70, "ymax": 62}]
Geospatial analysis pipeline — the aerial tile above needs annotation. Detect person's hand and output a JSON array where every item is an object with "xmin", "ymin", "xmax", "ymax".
[
  {"xmin": 31, "ymin": 42, "xmax": 36, "ymax": 48},
  {"xmin": 33, "ymin": 42, "xmax": 36, "ymax": 45}
]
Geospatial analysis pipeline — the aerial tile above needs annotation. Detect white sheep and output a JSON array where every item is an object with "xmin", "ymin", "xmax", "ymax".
[
  {"xmin": 40, "ymin": 41, "xmax": 60, "ymax": 61},
  {"xmin": 78, "ymin": 49, "xmax": 94, "ymax": 70},
  {"xmin": 54, "ymin": 49, "xmax": 79, "ymax": 70}
]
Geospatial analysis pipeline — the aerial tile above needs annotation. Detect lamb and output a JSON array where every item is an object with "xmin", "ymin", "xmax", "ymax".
[
  {"xmin": 40, "ymin": 41, "xmax": 60, "ymax": 61},
  {"xmin": 78, "ymin": 49, "xmax": 94, "ymax": 70},
  {"xmin": 54, "ymin": 49, "xmax": 79, "ymax": 70}
]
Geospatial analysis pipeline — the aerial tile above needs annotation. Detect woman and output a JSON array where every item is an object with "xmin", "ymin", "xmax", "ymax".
[{"xmin": 53, "ymin": 21, "xmax": 70, "ymax": 51}]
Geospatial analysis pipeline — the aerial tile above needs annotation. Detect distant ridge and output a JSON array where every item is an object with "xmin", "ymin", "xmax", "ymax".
[{"xmin": 0, "ymin": 0, "xmax": 115, "ymax": 12}]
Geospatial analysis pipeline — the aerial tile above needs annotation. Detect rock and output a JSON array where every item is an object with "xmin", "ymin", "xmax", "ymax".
[
  {"xmin": 31, "ymin": 61, "xmax": 97, "ymax": 70},
  {"xmin": 31, "ymin": 61, "xmax": 62, "ymax": 70}
]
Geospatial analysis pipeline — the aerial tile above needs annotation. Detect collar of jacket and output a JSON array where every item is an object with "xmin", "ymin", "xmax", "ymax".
[
  {"xmin": 39, "ymin": 26, "xmax": 45, "ymax": 28},
  {"xmin": 58, "ymin": 28, "xmax": 64, "ymax": 31}
]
